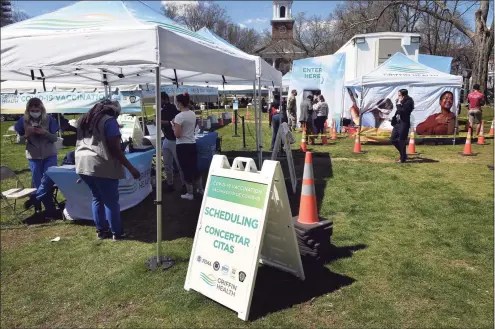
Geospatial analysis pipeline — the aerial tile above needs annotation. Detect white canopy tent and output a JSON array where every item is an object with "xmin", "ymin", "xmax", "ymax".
[
  {"xmin": 344, "ymin": 53, "xmax": 462, "ymax": 134},
  {"xmin": 1, "ymin": 0, "xmax": 259, "ymax": 267}
]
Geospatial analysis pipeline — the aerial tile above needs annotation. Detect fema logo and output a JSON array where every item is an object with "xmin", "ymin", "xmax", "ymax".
[
  {"xmin": 221, "ymin": 264, "xmax": 229, "ymax": 276},
  {"xmin": 239, "ymin": 271, "xmax": 246, "ymax": 283},
  {"xmin": 197, "ymin": 255, "xmax": 202, "ymax": 263},
  {"xmin": 213, "ymin": 261, "xmax": 220, "ymax": 271}
]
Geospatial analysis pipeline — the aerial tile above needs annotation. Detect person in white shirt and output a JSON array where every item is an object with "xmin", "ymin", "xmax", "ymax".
[{"xmin": 173, "ymin": 92, "xmax": 203, "ymax": 200}]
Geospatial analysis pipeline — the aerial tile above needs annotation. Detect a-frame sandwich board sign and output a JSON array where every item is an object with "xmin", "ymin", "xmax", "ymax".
[{"xmin": 184, "ymin": 155, "xmax": 305, "ymax": 321}]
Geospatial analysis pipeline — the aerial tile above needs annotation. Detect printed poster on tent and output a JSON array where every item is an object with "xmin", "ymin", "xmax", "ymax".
[
  {"xmin": 343, "ymin": 54, "xmax": 460, "ymax": 136},
  {"xmin": 288, "ymin": 53, "xmax": 346, "ymax": 129}
]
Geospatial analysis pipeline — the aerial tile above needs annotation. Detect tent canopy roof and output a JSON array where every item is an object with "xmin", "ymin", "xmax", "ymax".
[
  {"xmin": 1, "ymin": 1, "xmax": 256, "ymax": 86},
  {"xmin": 345, "ymin": 53, "xmax": 462, "ymax": 87}
]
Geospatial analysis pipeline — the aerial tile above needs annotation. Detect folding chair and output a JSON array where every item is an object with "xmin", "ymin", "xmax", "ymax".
[{"xmin": 0, "ymin": 166, "xmax": 36, "ymax": 224}]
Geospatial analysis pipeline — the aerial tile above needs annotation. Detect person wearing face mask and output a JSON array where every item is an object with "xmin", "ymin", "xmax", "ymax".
[
  {"xmin": 391, "ymin": 89, "xmax": 414, "ymax": 163},
  {"xmin": 14, "ymin": 97, "xmax": 60, "ymax": 219},
  {"xmin": 75, "ymin": 100, "xmax": 141, "ymax": 241},
  {"xmin": 416, "ymin": 91, "xmax": 456, "ymax": 136}
]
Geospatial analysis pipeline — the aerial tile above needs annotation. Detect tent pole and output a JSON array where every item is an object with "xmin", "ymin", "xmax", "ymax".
[
  {"xmin": 57, "ymin": 113, "xmax": 62, "ymax": 138},
  {"xmin": 141, "ymin": 91, "xmax": 146, "ymax": 131},
  {"xmin": 253, "ymin": 80, "xmax": 259, "ymax": 161},
  {"xmin": 258, "ymin": 77, "xmax": 263, "ymax": 170},
  {"xmin": 155, "ymin": 67, "xmax": 163, "ymax": 264}
]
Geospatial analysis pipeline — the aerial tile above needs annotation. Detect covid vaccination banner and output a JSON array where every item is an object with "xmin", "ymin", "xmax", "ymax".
[
  {"xmin": 1, "ymin": 91, "xmax": 142, "ymax": 114},
  {"xmin": 288, "ymin": 53, "xmax": 346, "ymax": 130}
]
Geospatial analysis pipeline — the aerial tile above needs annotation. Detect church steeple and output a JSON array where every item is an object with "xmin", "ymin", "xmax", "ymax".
[{"xmin": 271, "ymin": 1, "xmax": 294, "ymax": 40}]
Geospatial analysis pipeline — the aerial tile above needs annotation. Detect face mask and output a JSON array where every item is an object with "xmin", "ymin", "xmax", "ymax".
[{"xmin": 30, "ymin": 112, "xmax": 41, "ymax": 119}]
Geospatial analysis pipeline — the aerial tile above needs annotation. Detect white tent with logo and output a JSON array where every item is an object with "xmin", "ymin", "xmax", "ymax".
[
  {"xmin": 1, "ymin": 0, "xmax": 259, "ymax": 266},
  {"xmin": 344, "ymin": 53, "xmax": 462, "ymax": 130}
]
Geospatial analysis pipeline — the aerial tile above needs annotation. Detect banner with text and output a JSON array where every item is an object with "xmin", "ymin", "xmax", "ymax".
[
  {"xmin": 289, "ymin": 53, "xmax": 346, "ymax": 130},
  {"xmin": 1, "ymin": 91, "xmax": 141, "ymax": 114}
]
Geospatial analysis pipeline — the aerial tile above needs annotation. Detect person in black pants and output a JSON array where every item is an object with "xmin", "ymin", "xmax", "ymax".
[{"xmin": 391, "ymin": 89, "xmax": 414, "ymax": 163}]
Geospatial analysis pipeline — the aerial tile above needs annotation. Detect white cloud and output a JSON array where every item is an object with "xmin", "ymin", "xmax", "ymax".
[
  {"xmin": 239, "ymin": 23, "xmax": 247, "ymax": 28},
  {"xmin": 243, "ymin": 18, "xmax": 268, "ymax": 25}
]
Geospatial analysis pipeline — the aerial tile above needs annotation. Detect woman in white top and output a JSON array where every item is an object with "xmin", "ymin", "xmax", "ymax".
[
  {"xmin": 314, "ymin": 94, "xmax": 329, "ymax": 135},
  {"xmin": 173, "ymin": 93, "xmax": 203, "ymax": 200}
]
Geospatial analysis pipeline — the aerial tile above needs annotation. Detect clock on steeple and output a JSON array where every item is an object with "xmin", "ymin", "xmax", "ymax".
[{"xmin": 271, "ymin": 0, "xmax": 294, "ymax": 40}]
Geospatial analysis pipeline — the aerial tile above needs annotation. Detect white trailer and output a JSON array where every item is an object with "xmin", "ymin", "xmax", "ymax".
[{"xmin": 335, "ymin": 32, "xmax": 421, "ymax": 82}]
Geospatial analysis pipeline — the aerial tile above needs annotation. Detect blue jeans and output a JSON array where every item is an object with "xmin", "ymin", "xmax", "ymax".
[
  {"xmin": 271, "ymin": 114, "xmax": 281, "ymax": 151},
  {"xmin": 79, "ymin": 175, "xmax": 121, "ymax": 235},
  {"xmin": 28, "ymin": 155, "xmax": 57, "ymax": 215}
]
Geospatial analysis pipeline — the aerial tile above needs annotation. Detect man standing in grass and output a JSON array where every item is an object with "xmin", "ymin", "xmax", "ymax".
[
  {"xmin": 287, "ymin": 89, "xmax": 297, "ymax": 131},
  {"xmin": 467, "ymin": 83, "xmax": 485, "ymax": 136}
]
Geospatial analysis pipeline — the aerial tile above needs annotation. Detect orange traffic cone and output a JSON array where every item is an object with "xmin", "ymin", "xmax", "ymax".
[
  {"xmin": 300, "ymin": 126, "xmax": 307, "ymax": 152},
  {"xmin": 477, "ymin": 121, "xmax": 486, "ymax": 145},
  {"xmin": 489, "ymin": 120, "xmax": 494, "ymax": 136},
  {"xmin": 353, "ymin": 132, "xmax": 365, "ymax": 154},
  {"xmin": 297, "ymin": 152, "xmax": 319, "ymax": 225},
  {"xmin": 460, "ymin": 127, "xmax": 476, "ymax": 156},
  {"xmin": 246, "ymin": 109, "xmax": 250, "ymax": 120},
  {"xmin": 407, "ymin": 128, "xmax": 419, "ymax": 155},
  {"xmin": 331, "ymin": 121, "xmax": 337, "ymax": 141}
]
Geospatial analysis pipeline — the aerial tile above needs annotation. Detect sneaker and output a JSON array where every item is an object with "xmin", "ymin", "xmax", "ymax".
[
  {"xmin": 96, "ymin": 229, "xmax": 111, "ymax": 240},
  {"xmin": 112, "ymin": 232, "xmax": 129, "ymax": 241},
  {"xmin": 181, "ymin": 193, "xmax": 194, "ymax": 201}
]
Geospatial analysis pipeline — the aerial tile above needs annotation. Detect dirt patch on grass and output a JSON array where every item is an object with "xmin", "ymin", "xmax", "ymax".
[
  {"xmin": 448, "ymin": 259, "xmax": 476, "ymax": 271},
  {"xmin": 1, "ymin": 223, "xmax": 78, "ymax": 251}
]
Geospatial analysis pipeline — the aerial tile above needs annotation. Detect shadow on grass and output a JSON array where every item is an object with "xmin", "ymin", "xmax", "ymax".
[
  {"xmin": 406, "ymin": 157, "xmax": 440, "ymax": 164},
  {"xmin": 248, "ymin": 243, "xmax": 365, "ymax": 320},
  {"xmin": 14, "ymin": 168, "xmax": 31, "ymax": 175}
]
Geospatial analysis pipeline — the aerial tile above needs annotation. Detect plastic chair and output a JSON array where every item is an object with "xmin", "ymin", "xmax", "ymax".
[{"xmin": 0, "ymin": 166, "xmax": 36, "ymax": 224}]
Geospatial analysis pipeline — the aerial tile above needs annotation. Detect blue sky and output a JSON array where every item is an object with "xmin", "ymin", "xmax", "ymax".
[
  {"xmin": 12, "ymin": 0, "xmax": 339, "ymax": 32},
  {"xmin": 12, "ymin": 0, "xmax": 491, "ymax": 32}
]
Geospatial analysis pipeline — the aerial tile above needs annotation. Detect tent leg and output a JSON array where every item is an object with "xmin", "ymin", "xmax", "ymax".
[
  {"xmin": 146, "ymin": 66, "xmax": 174, "ymax": 272},
  {"xmin": 257, "ymin": 77, "xmax": 263, "ymax": 169}
]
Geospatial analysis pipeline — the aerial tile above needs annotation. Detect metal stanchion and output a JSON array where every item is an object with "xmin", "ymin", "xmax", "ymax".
[
  {"xmin": 241, "ymin": 116, "xmax": 246, "ymax": 150},
  {"xmin": 233, "ymin": 109, "xmax": 240, "ymax": 137}
]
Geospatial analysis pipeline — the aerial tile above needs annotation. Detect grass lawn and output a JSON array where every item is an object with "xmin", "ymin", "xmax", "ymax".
[{"xmin": 1, "ymin": 106, "xmax": 494, "ymax": 328}]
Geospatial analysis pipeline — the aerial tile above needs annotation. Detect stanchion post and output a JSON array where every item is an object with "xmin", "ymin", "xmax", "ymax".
[
  {"xmin": 233, "ymin": 109, "xmax": 240, "ymax": 137},
  {"xmin": 241, "ymin": 116, "xmax": 246, "ymax": 150}
]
